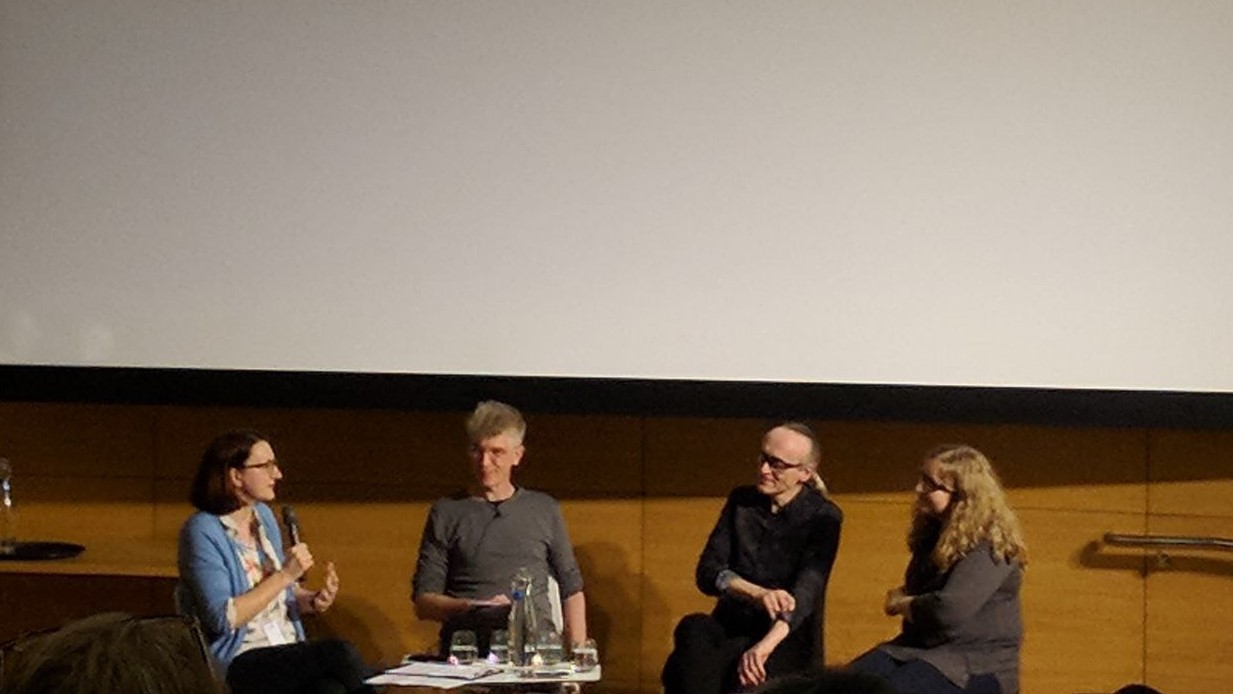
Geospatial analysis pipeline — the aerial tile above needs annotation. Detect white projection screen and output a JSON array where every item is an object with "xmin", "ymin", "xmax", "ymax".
[{"xmin": 3, "ymin": 1, "xmax": 1232, "ymax": 392}]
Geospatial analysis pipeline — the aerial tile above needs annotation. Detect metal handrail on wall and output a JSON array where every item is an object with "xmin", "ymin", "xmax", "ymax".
[{"xmin": 1103, "ymin": 532, "xmax": 1233, "ymax": 552}]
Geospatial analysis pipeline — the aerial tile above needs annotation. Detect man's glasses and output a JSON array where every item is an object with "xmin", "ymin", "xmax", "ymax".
[{"xmin": 758, "ymin": 452, "xmax": 805, "ymax": 474}]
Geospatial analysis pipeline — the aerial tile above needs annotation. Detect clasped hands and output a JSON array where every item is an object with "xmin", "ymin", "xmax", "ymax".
[{"xmin": 884, "ymin": 585, "xmax": 912, "ymax": 617}]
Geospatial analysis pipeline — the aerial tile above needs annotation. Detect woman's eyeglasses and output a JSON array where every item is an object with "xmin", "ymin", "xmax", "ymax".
[
  {"xmin": 918, "ymin": 473, "xmax": 955, "ymax": 495},
  {"xmin": 242, "ymin": 460, "xmax": 281, "ymax": 472}
]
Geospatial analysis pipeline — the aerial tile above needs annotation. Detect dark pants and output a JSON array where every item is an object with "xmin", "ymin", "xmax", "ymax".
[
  {"xmin": 850, "ymin": 649, "xmax": 1001, "ymax": 694},
  {"xmin": 226, "ymin": 639, "xmax": 375, "ymax": 694},
  {"xmin": 662, "ymin": 613, "xmax": 813, "ymax": 694}
]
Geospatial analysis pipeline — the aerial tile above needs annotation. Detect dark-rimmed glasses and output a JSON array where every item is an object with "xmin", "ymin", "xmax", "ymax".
[
  {"xmin": 758, "ymin": 452, "xmax": 805, "ymax": 474},
  {"xmin": 242, "ymin": 460, "xmax": 281, "ymax": 472},
  {"xmin": 918, "ymin": 473, "xmax": 955, "ymax": 495}
]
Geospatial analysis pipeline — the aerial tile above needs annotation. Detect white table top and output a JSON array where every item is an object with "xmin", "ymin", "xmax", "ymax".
[{"xmin": 367, "ymin": 661, "xmax": 602, "ymax": 690}]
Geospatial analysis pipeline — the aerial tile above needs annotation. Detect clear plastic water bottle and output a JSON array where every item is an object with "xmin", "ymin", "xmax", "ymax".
[
  {"xmin": 0, "ymin": 458, "xmax": 16, "ymax": 556},
  {"xmin": 507, "ymin": 566, "xmax": 537, "ymax": 666}
]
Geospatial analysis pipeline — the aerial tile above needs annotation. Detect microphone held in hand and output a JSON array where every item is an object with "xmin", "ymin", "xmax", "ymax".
[
  {"xmin": 281, "ymin": 504, "xmax": 302, "ymax": 547},
  {"xmin": 281, "ymin": 504, "xmax": 308, "ymax": 581}
]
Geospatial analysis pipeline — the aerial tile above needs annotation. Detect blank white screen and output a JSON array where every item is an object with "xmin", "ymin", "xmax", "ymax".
[{"xmin": 3, "ymin": 1, "xmax": 1231, "ymax": 391}]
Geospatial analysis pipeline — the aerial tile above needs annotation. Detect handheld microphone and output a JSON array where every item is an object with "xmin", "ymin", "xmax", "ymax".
[{"xmin": 281, "ymin": 504, "xmax": 302, "ymax": 547}]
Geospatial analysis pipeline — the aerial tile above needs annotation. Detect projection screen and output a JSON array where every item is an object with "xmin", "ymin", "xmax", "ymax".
[{"xmin": 3, "ymin": 1, "xmax": 1231, "ymax": 392}]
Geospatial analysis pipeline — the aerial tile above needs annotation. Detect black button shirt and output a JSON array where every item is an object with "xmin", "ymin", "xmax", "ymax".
[{"xmin": 694, "ymin": 485, "xmax": 843, "ymax": 657}]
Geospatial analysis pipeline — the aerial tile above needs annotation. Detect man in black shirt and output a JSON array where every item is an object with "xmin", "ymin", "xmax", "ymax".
[{"xmin": 662, "ymin": 422, "xmax": 843, "ymax": 694}]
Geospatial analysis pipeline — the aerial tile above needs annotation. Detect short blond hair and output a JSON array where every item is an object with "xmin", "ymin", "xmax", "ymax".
[{"xmin": 466, "ymin": 400, "xmax": 526, "ymax": 445}]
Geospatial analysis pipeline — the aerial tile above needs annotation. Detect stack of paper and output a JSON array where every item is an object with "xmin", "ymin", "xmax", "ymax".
[{"xmin": 365, "ymin": 661, "xmax": 501, "ymax": 689}]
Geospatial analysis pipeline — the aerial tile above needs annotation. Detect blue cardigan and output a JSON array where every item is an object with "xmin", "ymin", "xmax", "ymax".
[{"xmin": 177, "ymin": 502, "xmax": 306, "ymax": 669}]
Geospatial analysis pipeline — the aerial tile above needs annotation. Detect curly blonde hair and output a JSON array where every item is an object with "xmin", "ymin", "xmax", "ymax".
[{"xmin": 910, "ymin": 444, "xmax": 1027, "ymax": 571}]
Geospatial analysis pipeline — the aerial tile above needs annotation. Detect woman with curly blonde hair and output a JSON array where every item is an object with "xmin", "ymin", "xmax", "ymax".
[{"xmin": 850, "ymin": 445, "xmax": 1027, "ymax": 694}]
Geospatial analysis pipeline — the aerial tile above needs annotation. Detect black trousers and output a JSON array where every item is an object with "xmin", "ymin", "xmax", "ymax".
[
  {"xmin": 662, "ymin": 613, "xmax": 813, "ymax": 694},
  {"xmin": 226, "ymin": 639, "xmax": 375, "ymax": 694},
  {"xmin": 849, "ymin": 649, "xmax": 1001, "ymax": 694}
]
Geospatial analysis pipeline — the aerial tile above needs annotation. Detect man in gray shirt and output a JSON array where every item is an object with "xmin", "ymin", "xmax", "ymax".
[{"xmin": 412, "ymin": 401, "xmax": 587, "ymax": 654}]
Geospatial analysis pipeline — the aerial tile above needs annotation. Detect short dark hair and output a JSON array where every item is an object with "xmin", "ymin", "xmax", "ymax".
[
  {"xmin": 189, "ymin": 430, "xmax": 268, "ymax": 515},
  {"xmin": 0, "ymin": 612, "xmax": 221, "ymax": 694}
]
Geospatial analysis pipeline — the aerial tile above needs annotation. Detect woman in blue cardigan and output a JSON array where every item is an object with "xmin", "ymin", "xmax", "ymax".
[{"xmin": 177, "ymin": 430, "xmax": 372, "ymax": 694}]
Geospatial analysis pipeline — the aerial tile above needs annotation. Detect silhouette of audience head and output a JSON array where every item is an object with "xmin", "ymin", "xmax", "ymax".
[
  {"xmin": 753, "ymin": 669, "xmax": 899, "ymax": 694},
  {"xmin": 0, "ymin": 612, "xmax": 221, "ymax": 694}
]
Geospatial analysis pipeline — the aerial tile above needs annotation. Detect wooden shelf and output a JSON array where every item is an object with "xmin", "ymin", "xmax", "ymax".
[{"xmin": 0, "ymin": 539, "xmax": 178, "ymax": 578}]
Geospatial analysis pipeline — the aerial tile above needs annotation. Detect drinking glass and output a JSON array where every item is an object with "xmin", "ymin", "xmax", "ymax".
[
  {"xmin": 572, "ymin": 637, "xmax": 598, "ymax": 672},
  {"xmin": 1, "ymin": 458, "xmax": 16, "ymax": 556},
  {"xmin": 536, "ymin": 629, "xmax": 564, "ymax": 665},
  {"xmin": 449, "ymin": 630, "xmax": 478, "ymax": 665},
  {"xmin": 488, "ymin": 629, "xmax": 510, "ymax": 665}
]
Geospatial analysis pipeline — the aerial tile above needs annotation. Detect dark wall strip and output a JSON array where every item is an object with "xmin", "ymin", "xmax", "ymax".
[{"xmin": 2, "ymin": 365, "xmax": 1232, "ymax": 430}]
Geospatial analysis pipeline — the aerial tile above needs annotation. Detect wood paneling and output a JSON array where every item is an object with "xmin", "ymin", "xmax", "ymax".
[
  {"xmin": 640, "ymin": 498, "xmax": 725, "ymax": 691},
  {"xmin": 823, "ymin": 499, "xmax": 912, "ymax": 665},
  {"xmin": 14, "ymin": 476, "xmax": 154, "ymax": 542},
  {"xmin": 643, "ymin": 417, "xmax": 771, "ymax": 497},
  {"xmin": 153, "ymin": 407, "xmax": 468, "ymax": 494},
  {"xmin": 821, "ymin": 421, "xmax": 1148, "ymax": 512},
  {"xmin": 1143, "ymin": 515, "xmax": 1233, "ymax": 692},
  {"xmin": 0, "ymin": 402, "xmax": 157, "ymax": 479},
  {"xmin": 5, "ymin": 400, "xmax": 1233, "ymax": 694},
  {"xmin": 1148, "ymin": 429, "xmax": 1233, "ymax": 517},
  {"xmin": 1018, "ymin": 509, "xmax": 1146, "ymax": 694},
  {"xmin": 517, "ymin": 415, "xmax": 643, "ymax": 497},
  {"xmin": 0, "ymin": 574, "xmax": 176, "ymax": 641},
  {"xmin": 563, "ymin": 499, "xmax": 645, "ymax": 693}
]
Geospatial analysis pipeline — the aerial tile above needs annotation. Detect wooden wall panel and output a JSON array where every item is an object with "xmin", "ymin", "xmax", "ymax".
[
  {"xmin": 1143, "ymin": 515, "xmax": 1233, "ymax": 693},
  {"xmin": 0, "ymin": 402, "xmax": 157, "ymax": 478},
  {"xmin": 306, "ymin": 543, "xmax": 433, "ymax": 667},
  {"xmin": 643, "ymin": 417, "xmax": 771, "ymax": 497},
  {"xmin": 262, "ymin": 498, "xmax": 435, "ymax": 665},
  {"xmin": 821, "ymin": 421, "xmax": 977, "ymax": 503},
  {"xmin": 154, "ymin": 407, "xmax": 468, "ymax": 495},
  {"xmin": 517, "ymin": 415, "xmax": 643, "ymax": 497},
  {"xmin": 821, "ymin": 421, "xmax": 1147, "ymax": 512},
  {"xmin": 10, "ymin": 400, "xmax": 1233, "ymax": 694},
  {"xmin": 1018, "ymin": 508, "xmax": 1146, "ymax": 694},
  {"xmin": 153, "ymin": 477, "xmax": 194, "ymax": 541},
  {"xmin": 823, "ymin": 498, "xmax": 912, "ymax": 665},
  {"xmin": 1148, "ymin": 429, "xmax": 1233, "ymax": 517},
  {"xmin": 640, "ymin": 498, "xmax": 726, "ymax": 692},
  {"xmin": 0, "ymin": 574, "xmax": 176, "ymax": 641},
  {"xmin": 16, "ymin": 477, "xmax": 154, "ymax": 543},
  {"xmin": 563, "ymin": 499, "xmax": 645, "ymax": 694},
  {"xmin": 1143, "ymin": 429, "xmax": 1233, "ymax": 693}
]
